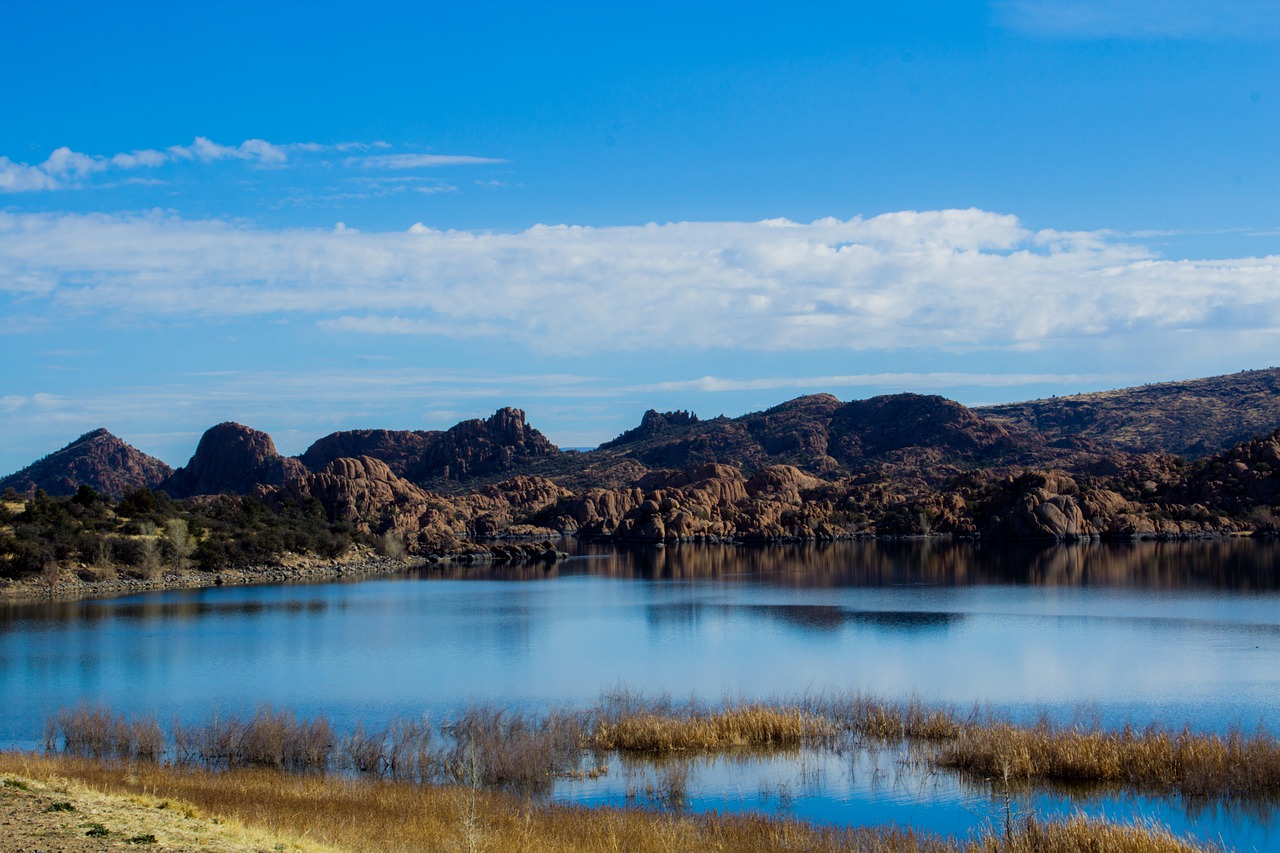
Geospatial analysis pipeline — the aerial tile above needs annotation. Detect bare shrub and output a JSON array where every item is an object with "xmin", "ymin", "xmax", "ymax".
[
  {"xmin": 443, "ymin": 705, "xmax": 585, "ymax": 791},
  {"xmin": 48, "ymin": 705, "xmax": 164, "ymax": 761}
]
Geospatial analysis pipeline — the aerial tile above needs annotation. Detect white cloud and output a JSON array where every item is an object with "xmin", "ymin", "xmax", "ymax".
[
  {"xmin": 352, "ymin": 153, "xmax": 509, "ymax": 169},
  {"xmin": 166, "ymin": 136, "xmax": 289, "ymax": 164},
  {"xmin": 0, "ymin": 138, "xmax": 487, "ymax": 193},
  {"xmin": 993, "ymin": 0, "xmax": 1280, "ymax": 39},
  {"xmin": 630, "ymin": 372, "xmax": 1131, "ymax": 393},
  {"xmin": 0, "ymin": 157, "xmax": 60, "ymax": 192},
  {"xmin": 1, "ymin": 208, "xmax": 1277, "ymax": 356}
]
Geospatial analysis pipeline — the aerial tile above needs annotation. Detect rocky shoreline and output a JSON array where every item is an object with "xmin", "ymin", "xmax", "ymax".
[{"xmin": 0, "ymin": 539, "xmax": 570, "ymax": 605}]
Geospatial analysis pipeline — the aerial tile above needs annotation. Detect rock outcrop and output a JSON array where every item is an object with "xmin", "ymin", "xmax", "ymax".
[
  {"xmin": 299, "ymin": 429, "xmax": 436, "ymax": 478},
  {"xmin": 161, "ymin": 423, "xmax": 307, "ymax": 498},
  {"xmin": 408, "ymin": 408, "xmax": 560, "ymax": 483},
  {"xmin": 600, "ymin": 409, "xmax": 701, "ymax": 449},
  {"xmin": 256, "ymin": 456, "xmax": 465, "ymax": 551},
  {"xmin": 0, "ymin": 428, "xmax": 172, "ymax": 499}
]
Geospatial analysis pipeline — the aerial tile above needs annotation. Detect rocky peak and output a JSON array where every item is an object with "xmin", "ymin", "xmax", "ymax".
[
  {"xmin": 161, "ymin": 422, "xmax": 307, "ymax": 497},
  {"xmin": 600, "ymin": 409, "xmax": 702, "ymax": 449},
  {"xmin": 299, "ymin": 428, "xmax": 437, "ymax": 477},
  {"xmin": 828, "ymin": 394, "xmax": 1019, "ymax": 464},
  {"xmin": 409, "ymin": 408, "xmax": 561, "ymax": 482},
  {"xmin": 0, "ymin": 428, "xmax": 172, "ymax": 499}
]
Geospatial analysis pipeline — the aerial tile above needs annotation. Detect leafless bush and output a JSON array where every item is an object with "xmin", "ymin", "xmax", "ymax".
[
  {"xmin": 47, "ymin": 705, "xmax": 163, "ymax": 761},
  {"xmin": 443, "ymin": 705, "xmax": 585, "ymax": 791}
]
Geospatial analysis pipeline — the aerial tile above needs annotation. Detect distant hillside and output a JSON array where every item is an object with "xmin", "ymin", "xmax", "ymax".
[
  {"xmin": 7, "ymin": 369, "xmax": 1280, "ymax": 503},
  {"xmin": 0, "ymin": 429, "xmax": 172, "ymax": 499},
  {"xmin": 568, "ymin": 393, "xmax": 1047, "ymax": 483},
  {"xmin": 977, "ymin": 368, "xmax": 1280, "ymax": 457}
]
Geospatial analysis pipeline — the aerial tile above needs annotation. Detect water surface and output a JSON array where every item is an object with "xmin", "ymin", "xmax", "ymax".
[{"xmin": 4, "ymin": 539, "xmax": 1280, "ymax": 848}]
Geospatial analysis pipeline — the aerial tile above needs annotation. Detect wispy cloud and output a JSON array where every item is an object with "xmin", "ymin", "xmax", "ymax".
[
  {"xmin": 2, "ymin": 208, "xmax": 1277, "ymax": 357},
  {"xmin": 352, "ymin": 153, "xmax": 509, "ymax": 169},
  {"xmin": 629, "ymin": 372, "xmax": 1132, "ymax": 393},
  {"xmin": 0, "ymin": 138, "xmax": 505, "ymax": 193},
  {"xmin": 993, "ymin": 0, "xmax": 1280, "ymax": 39}
]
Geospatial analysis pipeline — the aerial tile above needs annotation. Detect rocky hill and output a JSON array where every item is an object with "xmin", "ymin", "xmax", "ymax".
[
  {"xmin": 5, "ymin": 368, "xmax": 1280, "ymax": 545},
  {"xmin": 160, "ymin": 422, "xmax": 307, "ymax": 498},
  {"xmin": 407, "ymin": 408, "xmax": 561, "ymax": 483},
  {"xmin": 978, "ymin": 368, "xmax": 1280, "ymax": 457},
  {"xmin": 0, "ymin": 428, "xmax": 172, "ymax": 499},
  {"xmin": 299, "ymin": 429, "xmax": 436, "ymax": 478}
]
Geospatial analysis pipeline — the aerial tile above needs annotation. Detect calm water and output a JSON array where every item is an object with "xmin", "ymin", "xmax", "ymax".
[{"xmin": 4, "ymin": 539, "xmax": 1280, "ymax": 848}]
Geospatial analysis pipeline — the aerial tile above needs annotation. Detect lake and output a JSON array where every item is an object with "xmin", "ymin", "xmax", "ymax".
[{"xmin": 4, "ymin": 538, "xmax": 1280, "ymax": 849}]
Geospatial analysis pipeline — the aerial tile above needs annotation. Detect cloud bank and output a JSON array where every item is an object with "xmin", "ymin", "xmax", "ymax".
[{"xmin": 2, "ymin": 208, "xmax": 1277, "ymax": 354}]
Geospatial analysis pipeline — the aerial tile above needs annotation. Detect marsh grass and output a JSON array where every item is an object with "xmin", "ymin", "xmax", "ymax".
[
  {"xmin": 938, "ymin": 721, "xmax": 1280, "ymax": 799},
  {"xmin": 0, "ymin": 751, "xmax": 1222, "ymax": 853},
  {"xmin": 41, "ymin": 693, "xmax": 1280, "ymax": 804},
  {"xmin": 590, "ymin": 689, "xmax": 828, "ymax": 752}
]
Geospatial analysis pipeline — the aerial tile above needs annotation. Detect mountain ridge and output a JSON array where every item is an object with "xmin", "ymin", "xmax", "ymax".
[{"xmin": 3, "ymin": 370, "xmax": 1278, "ymax": 533}]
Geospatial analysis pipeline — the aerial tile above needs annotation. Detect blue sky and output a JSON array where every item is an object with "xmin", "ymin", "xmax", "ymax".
[{"xmin": 2, "ymin": 0, "xmax": 1278, "ymax": 473}]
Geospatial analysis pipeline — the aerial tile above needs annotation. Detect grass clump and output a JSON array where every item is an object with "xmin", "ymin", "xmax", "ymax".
[
  {"xmin": 977, "ymin": 815, "xmax": 1217, "ymax": 853},
  {"xmin": 937, "ymin": 721, "xmax": 1280, "ymax": 798},
  {"xmin": 591, "ymin": 701, "xmax": 819, "ymax": 752},
  {"xmin": 806, "ymin": 693, "xmax": 965, "ymax": 741}
]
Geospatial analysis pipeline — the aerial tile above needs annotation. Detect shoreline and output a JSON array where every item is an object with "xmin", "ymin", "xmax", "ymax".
[
  {"xmin": 0, "ymin": 553, "xmax": 427, "ymax": 606},
  {"xmin": 2, "ymin": 530, "xmax": 1268, "ymax": 605}
]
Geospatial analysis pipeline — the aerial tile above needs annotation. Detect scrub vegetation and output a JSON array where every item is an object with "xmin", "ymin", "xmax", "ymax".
[{"xmin": 0, "ymin": 486, "xmax": 370, "ymax": 579}]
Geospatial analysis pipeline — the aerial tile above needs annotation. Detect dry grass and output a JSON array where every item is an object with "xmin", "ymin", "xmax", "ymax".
[
  {"xmin": 976, "ymin": 815, "xmax": 1216, "ymax": 853},
  {"xmin": 938, "ymin": 721, "xmax": 1280, "ymax": 798},
  {"xmin": 0, "ymin": 755, "xmax": 336, "ymax": 852},
  {"xmin": 43, "ymin": 693, "xmax": 1280, "ymax": 803},
  {"xmin": 803, "ymin": 692, "xmax": 965, "ymax": 741},
  {"xmin": 0, "ymin": 751, "xmax": 1222, "ymax": 853},
  {"xmin": 590, "ymin": 701, "xmax": 823, "ymax": 752}
]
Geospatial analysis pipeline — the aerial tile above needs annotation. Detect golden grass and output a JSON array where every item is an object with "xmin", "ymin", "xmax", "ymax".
[
  {"xmin": 976, "ymin": 816, "xmax": 1216, "ymax": 853},
  {"xmin": 45, "ymin": 693, "xmax": 1280, "ymax": 802},
  {"xmin": 0, "ymin": 755, "xmax": 336, "ymax": 852},
  {"xmin": 589, "ymin": 703, "xmax": 825, "ymax": 752},
  {"xmin": 937, "ymin": 722, "xmax": 1280, "ymax": 798},
  {"xmin": 0, "ymin": 751, "xmax": 1221, "ymax": 853}
]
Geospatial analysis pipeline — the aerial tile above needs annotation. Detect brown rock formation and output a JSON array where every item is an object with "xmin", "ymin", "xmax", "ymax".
[
  {"xmin": 0, "ymin": 428, "xmax": 172, "ymax": 499},
  {"xmin": 599, "ymin": 409, "xmax": 700, "ymax": 449},
  {"xmin": 299, "ymin": 429, "xmax": 436, "ymax": 478},
  {"xmin": 409, "ymin": 408, "xmax": 560, "ymax": 483},
  {"xmin": 161, "ymin": 423, "xmax": 307, "ymax": 498},
  {"xmin": 256, "ymin": 456, "xmax": 466, "ymax": 552}
]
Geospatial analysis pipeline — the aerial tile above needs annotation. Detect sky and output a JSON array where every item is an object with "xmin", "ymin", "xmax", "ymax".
[{"xmin": 1, "ymin": 0, "xmax": 1278, "ymax": 474}]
